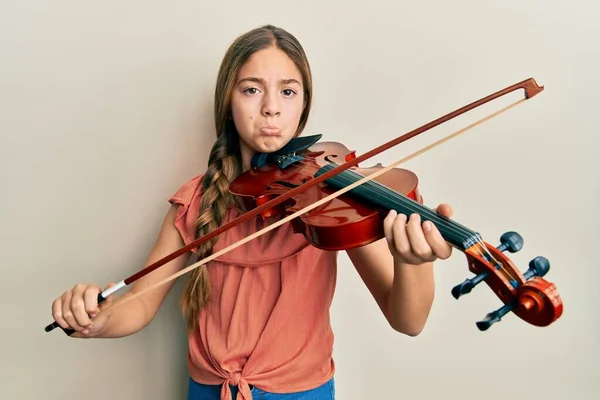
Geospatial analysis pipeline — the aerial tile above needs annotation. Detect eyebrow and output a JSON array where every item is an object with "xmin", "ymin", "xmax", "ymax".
[{"xmin": 237, "ymin": 77, "xmax": 301, "ymax": 86}]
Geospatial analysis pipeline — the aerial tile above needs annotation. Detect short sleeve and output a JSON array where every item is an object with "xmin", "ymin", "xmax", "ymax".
[{"xmin": 168, "ymin": 173, "xmax": 205, "ymax": 252}]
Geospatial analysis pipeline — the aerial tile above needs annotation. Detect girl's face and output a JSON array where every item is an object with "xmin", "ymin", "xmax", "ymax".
[{"xmin": 230, "ymin": 46, "xmax": 305, "ymax": 171}]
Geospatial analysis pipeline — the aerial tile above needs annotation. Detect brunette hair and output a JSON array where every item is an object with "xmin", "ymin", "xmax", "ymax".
[{"xmin": 180, "ymin": 25, "xmax": 313, "ymax": 330}]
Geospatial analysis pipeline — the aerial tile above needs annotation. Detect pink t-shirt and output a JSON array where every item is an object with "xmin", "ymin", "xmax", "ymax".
[{"xmin": 168, "ymin": 173, "xmax": 339, "ymax": 400}]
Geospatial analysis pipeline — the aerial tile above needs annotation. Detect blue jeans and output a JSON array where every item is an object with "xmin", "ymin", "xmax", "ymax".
[{"xmin": 188, "ymin": 377, "xmax": 335, "ymax": 399}]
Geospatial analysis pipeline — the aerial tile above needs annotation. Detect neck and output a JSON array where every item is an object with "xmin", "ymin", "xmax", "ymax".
[
  {"xmin": 315, "ymin": 164, "xmax": 482, "ymax": 251},
  {"xmin": 238, "ymin": 140, "xmax": 255, "ymax": 173}
]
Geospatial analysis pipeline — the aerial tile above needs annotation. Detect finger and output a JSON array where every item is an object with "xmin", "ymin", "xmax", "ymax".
[
  {"xmin": 423, "ymin": 220, "xmax": 453, "ymax": 259},
  {"xmin": 383, "ymin": 210, "xmax": 397, "ymax": 246},
  {"xmin": 83, "ymin": 285, "xmax": 102, "ymax": 317},
  {"xmin": 52, "ymin": 296, "xmax": 69, "ymax": 330},
  {"xmin": 61, "ymin": 290, "xmax": 83, "ymax": 331},
  {"xmin": 405, "ymin": 214, "xmax": 434, "ymax": 261},
  {"xmin": 69, "ymin": 284, "xmax": 93, "ymax": 328},
  {"xmin": 392, "ymin": 213, "xmax": 419, "ymax": 263},
  {"xmin": 435, "ymin": 203, "xmax": 453, "ymax": 218}
]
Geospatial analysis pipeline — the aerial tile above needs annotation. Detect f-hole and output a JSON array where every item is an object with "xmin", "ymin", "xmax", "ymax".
[
  {"xmin": 324, "ymin": 154, "xmax": 342, "ymax": 163},
  {"xmin": 267, "ymin": 177, "xmax": 311, "ymax": 190}
]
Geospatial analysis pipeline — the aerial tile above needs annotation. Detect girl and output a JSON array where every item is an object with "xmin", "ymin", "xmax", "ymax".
[{"xmin": 51, "ymin": 24, "xmax": 454, "ymax": 400}]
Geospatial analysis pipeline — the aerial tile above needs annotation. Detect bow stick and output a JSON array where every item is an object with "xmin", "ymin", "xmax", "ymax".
[{"xmin": 45, "ymin": 78, "xmax": 544, "ymax": 335}]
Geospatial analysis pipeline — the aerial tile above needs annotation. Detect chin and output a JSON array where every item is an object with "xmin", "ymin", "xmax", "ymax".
[{"xmin": 253, "ymin": 136, "xmax": 288, "ymax": 153}]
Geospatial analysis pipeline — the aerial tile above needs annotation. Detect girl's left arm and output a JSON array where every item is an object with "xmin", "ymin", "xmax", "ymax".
[{"xmin": 345, "ymin": 204, "xmax": 454, "ymax": 336}]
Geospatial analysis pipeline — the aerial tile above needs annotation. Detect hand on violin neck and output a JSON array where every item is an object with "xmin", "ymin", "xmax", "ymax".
[{"xmin": 383, "ymin": 204, "xmax": 454, "ymax": 266}]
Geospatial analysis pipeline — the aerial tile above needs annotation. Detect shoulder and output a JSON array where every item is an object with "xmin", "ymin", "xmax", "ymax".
[
  {"xmin": 168, "ymin": 173, "xmax": 205, "ymax": 208},
  {"xmin": 167, "ymin": 173, "xmax": 206, "ymax": 249}
]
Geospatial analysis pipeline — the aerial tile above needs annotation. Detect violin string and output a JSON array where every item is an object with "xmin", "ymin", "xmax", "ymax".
[
  {"xmin": 281, "ymin": 155, "xmax": 477, "ymax": 243},
  {"xmin": 90, "ymin": 97, "xmax": 528, "ymax": 319},
  {"xmin": 341, "ymin": 170, "xmax": 519, "ymax": 283},
  {"xmin": 288, "ymin": 158, "xmax": 519, "ymax": 283},
  {"xmin": 327, "ymin": 171, "xmax": 475, "ymax": 242},
  {"xmin": 280, "ymin": 136, "xmax": 523, "ymax": 281}
]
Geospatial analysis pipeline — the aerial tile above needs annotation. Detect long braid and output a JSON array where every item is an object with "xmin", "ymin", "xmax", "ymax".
[{"xmin": 180, "ymin": 127, "xmax": 240, "ymax": 331}]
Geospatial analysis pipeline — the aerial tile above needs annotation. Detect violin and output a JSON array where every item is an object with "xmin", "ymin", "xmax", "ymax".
[{"xmin": 44, "ymin": 77, "xmax": 563, "ymax": 335}]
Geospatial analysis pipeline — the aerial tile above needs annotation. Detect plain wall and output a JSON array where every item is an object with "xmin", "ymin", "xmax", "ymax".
[{"xmin": 1, "ymin": 1, "xmax": 598, "ymax": 399}]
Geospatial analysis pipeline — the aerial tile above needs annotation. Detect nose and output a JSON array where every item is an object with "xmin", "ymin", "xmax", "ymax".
[{"xmin": 261, "ymin": 91, "xmax": 281, "ymax": 117}]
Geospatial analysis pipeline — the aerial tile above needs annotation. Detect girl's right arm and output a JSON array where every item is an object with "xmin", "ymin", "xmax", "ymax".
[{"xmin": 51, "ymin": 204, "xmax": 192, "ymax": 338}]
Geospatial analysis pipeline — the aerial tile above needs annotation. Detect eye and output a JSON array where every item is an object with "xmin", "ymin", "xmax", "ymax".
[
  {"xmin": 282, "ymin": 89, "xmax": 296, "ymax": 97},
  {"xmin": 243, "ymin": 87, "xmax": 260, "ymax": 95}
]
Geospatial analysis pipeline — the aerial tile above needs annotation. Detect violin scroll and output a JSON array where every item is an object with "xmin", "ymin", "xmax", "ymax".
[{"xmin": 453, "ymin": 231, "xmax": 563, "ymax": 331}]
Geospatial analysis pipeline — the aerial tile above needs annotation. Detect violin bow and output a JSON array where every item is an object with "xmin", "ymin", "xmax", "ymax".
[{"xmin": 45, "ymin": 78, "xmax": 544, "ymax": 335}]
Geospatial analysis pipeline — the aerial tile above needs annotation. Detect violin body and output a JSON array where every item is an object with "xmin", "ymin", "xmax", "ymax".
[
  {"xmin": 229, "ymin": 140, "xmax": 421, "ymax": 251},
  {"xmin": 229, "ymin": 133, "xmax": 563, "ymax": 331}
]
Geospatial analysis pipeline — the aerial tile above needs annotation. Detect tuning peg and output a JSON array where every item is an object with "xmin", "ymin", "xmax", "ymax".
[
  {"xmin": 523, "ymin": 256, "xmax": 550, "ymax": 280},
  {"xmin": 496, "ymin": 231, "xmax": 523, "ymax": 253},
  {"xmin": 475, "ymin": 302, "xmax": 515, "ymax": 331},
  {"xmin": 451, "ymin": 271, "xmax": 488, "ymax": 299}
]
